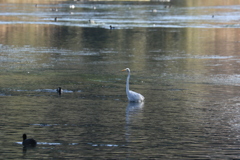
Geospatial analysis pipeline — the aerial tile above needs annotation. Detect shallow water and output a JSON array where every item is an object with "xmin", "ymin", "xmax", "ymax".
[{"xmin": 2, "ymin": 0, "xmax": 240, "ymax": 159}]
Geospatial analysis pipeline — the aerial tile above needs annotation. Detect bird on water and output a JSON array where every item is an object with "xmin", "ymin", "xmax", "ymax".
[
  {"xmin": 122, "ymin": 68, "xmax": 144, "ymax": 102},
  {"xmin": 22, "ymin": 134, "xmax": 37, "ymax": 147},
  {"xmin": 56, "ymin": 87, "xmax": 62, "ymax": 95},
  {"xmin": 110, "ymin": 25, "xmax": 115, "ymax": 29}
]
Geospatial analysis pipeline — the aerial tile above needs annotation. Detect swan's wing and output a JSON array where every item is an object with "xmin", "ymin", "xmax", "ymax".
[{"xmin": 128, "ymin": 90, "xmax": 144, "ymax": 102}]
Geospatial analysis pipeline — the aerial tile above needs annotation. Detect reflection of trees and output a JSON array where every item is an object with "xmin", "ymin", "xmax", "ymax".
[
  {"xmin": 1, "ymin": 1, "xmax": 240, "ymax": 97},
  {"xmin": 171, "ymin": 0, "xmax": 240, "ymax": 7}
]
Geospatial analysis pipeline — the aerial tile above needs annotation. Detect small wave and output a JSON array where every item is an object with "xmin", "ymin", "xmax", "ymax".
[
  {"xmin": 87, "ymin": 143, "xmax": 123, "ymax": 147},
  {"xmin": 30, "ymin": 123, "xmax": 80, "ymax": 127},
  {"xmin": 14, "ymin": 89, "xmax": 75, "ymax": 93},
  {"xmin": 37, "ymin": 142, "xmax": 62, "ymax": 145},
  {"xmin": 16, "ymin": 142, "xmax": 78, "ymax": 146},
  {"xmin": 153, "ymin": 55, "xmax": 234, "ymax": 61},
  {"xmin": 30, "ymin": 123, "xmax": 59, "ymax": 127},
  {"xmin": 0, "ymin": 93, "xmax": 10, "ymax": 96}
]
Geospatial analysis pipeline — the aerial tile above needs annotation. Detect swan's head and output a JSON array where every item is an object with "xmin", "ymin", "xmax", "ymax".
[{"xmin": 121, "ymin": 68, "xmax": 130, "ymax": 72}]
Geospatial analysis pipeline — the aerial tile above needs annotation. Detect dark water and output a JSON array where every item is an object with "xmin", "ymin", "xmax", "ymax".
[{"xmin": 2, "ymin": 0, "xmax": 240, "ymax": 159}]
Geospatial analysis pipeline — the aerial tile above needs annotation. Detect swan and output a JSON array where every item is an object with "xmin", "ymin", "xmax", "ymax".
[{"xmin": 122, "ymin": 68, "xmax": 144, "ymax": 102}]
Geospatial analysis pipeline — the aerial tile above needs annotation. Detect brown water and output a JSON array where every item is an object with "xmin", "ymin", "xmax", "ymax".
[{"xmin": 2, "ymin": 0, "xmax": 240, "ymax": 159}]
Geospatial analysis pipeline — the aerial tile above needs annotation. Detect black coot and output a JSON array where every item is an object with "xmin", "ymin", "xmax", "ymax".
[{"xmin": 22, "ymin": 134, "xmax": 37, "ymax": 147}]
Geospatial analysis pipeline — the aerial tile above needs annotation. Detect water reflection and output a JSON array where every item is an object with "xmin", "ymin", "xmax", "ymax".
[
  {"xmin": 2, "ymin": 1, "xmax": 240, "ymax": 28},
  {"xmin": 125, "ymin": 102, "xmax": 144, "ymax": 142},
  {"xmin": 22, "ymin": 146, "xmax": 37, "ymax": 158},
  {"xmin": 125, "ymin": 102, "xmax": 144, "ymax": 158},
  {"xmin": 126, "ymin": 102, "xmax": 144, "ymax": 125}
]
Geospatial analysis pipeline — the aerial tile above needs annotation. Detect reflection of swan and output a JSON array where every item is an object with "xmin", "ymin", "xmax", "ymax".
[
  {"xmin": 125, "ymin": 102, "xmax": 144, "ymax": 154},
  {"xmin": 121, "ymin": 68, "xmax": 144, "ymax": 102},
  {"xmin": 126, "ymin": 102, "xmax": 144, "ymax": 125}
]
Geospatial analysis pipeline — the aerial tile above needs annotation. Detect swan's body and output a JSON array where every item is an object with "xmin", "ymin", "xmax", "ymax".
[
  {"xmin": 122, "ymin": 68, "xmax": 144, "ymax": 102},
  {"xmin": 22, "ymin": 134, "xmax": 37, "ymax": 147}
]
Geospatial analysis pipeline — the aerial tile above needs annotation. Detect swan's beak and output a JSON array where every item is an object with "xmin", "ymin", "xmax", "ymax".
[{"xmin": 121, "ymin": 69, "xmax": 127, "ymax": 71}]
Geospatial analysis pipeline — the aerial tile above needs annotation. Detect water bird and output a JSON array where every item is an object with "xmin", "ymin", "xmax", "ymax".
[
  {"xmin": 110, "ymin": 25, "xmax": 115, "ymax": 29},
  {"xmin": 69, "ymin": 5, "xmax": 75, "ymax": 9},
  {"xmin": 89, "ymin": 19, "xmax": 95, "ymax": 24},
  {"xmin": 57, "ymin": 87, "xmax": 62, "ymax": 95},
  {"xmin": 22, "ymin": 134, "xmax": 37, "ymax": 147},
  {"xmin": 121, "ymin": 68, "xmax": 144, "ymax": 102},
  {"xmin": 54, "ymin": 17, "xmax": 58, "ymax": 21},
  {"xmin": 152, "ymin": 9, "xmax": 157, "ymax": 12},
  {"xmin": 164, "ymin": 5, "xmax": 172, "ymax": 8},
  {"xmin": 51, "ymin": 8, "xmax": 58, "ymax": 11}
]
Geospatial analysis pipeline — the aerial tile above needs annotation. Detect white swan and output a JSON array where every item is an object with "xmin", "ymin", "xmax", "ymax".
[{"xmin": 122, "ymin": 68, "xmax": 144, "ymax": 102}]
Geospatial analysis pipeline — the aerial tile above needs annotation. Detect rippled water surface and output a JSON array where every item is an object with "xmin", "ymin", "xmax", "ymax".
[{"xmin": 2, "ymin": 0, "xmax": 240, "ymax": 159}]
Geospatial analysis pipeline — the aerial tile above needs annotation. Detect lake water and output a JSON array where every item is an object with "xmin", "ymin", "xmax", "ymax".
[{"xmin": 2, "ymin": 0, "xmax": 240, "ymax": 159}]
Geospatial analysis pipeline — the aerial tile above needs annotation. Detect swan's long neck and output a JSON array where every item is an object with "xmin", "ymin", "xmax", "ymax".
[{"xmin": 126, "ymin": 71, "xmax": 130, "ymax": 95}]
